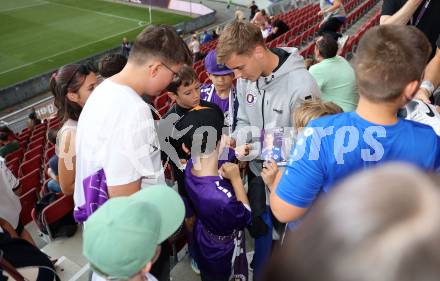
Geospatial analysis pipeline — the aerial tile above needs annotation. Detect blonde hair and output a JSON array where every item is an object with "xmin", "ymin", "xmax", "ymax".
[
  {"xmin": 216, "ymin": 20, "xmax": 265, "ymax": 64},
  {"xmin": 294, "ymin": 99, "xmax": 343, "ymax": 129}
]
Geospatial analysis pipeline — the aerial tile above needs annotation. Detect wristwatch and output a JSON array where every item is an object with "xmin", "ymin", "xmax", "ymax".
[{"xmin": 420, "ymin": 80, "xmax": 435, "ymax": 97}]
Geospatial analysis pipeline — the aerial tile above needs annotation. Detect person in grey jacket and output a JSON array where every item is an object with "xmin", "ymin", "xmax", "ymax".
[{"xmin": 217, "ymin": 20, "xmax": 320, "ymax": 280}]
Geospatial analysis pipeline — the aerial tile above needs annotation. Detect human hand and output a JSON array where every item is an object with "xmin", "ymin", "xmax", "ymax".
[
  {"xmin": 261, "ymin": 159, "xmax": 279, "ymax": 191},
  {"xmin": 317, "ymin": 10, "xmax": 324, "ymax": 16},
  {"xmin": 235, "ymin": 143, "xmax": 252, "ymax": 158},
  {"xmin": 414, "ymin": 88, "xmax": 431, "ymax": 104},
  {"xmin": 221, "ymin": 162, "xmax": 241, "ymax": 182},
  {"xmin": 224, "ymin": 136, "xmax": 236, "ymax": 148}
]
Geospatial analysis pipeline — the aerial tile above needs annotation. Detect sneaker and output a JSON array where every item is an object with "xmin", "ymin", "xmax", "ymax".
[
  {"xmin": 337, "ymin": 35, "xmax": 349, "ymax": 51},
  {"xmin": 190, "ymin": 258, "xmax": 200, "ymax": 275}
]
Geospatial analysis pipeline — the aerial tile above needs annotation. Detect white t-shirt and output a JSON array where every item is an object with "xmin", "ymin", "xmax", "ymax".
[
  {"xmin": 74, "ymin": 79, "xmax": 165, "ymax": 214},
  {"xmin": 0, "ymin": 157, "xmax": 21, "ymax": 230}
]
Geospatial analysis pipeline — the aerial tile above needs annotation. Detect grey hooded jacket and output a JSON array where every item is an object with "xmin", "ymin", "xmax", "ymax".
[{"xmin": 233, "ymin": 47, "xmax": 321, "ymax": 176}]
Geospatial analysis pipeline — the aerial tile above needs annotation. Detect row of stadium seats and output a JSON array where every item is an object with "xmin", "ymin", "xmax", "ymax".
[
  {"xmin": 195, "ymin": 0, "xmax": 379, "ymax": 85},
  {"xmin": 9, "ymin": 118, "xmax": 60, "ymax": 227}
]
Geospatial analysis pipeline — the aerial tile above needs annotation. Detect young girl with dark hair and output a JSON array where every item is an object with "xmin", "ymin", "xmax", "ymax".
[{"xmin": 49, "ymin": 63, "xmax": 97, "ymax": 195}]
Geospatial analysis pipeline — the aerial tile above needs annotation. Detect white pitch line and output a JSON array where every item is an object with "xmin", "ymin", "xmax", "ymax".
[
  {"xmin": 45, "ymin": 0, "xmax": 142, "ymax": 24},
  {"xmin": 0, "ymin": 24, "xmax": 145, "ymax": 76},
  {"xmin": 0, "ymin": 1, "xmax": 47, "ymax": 13}
]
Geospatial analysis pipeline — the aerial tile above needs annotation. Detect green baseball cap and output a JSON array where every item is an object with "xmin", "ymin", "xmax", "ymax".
[{"xmin": 83, "ymin": 185, "xmax": 184, "ymax": 280}]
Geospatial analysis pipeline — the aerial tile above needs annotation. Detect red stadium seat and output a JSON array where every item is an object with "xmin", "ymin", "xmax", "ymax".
[
  {"xmin": 24, "ymin": 145, "xmax": 43, "ymax": 161},
  {"xmin": 158, "ymin": 104, "xmax": 171, "ymax": 117},
  {"xmin": 195, "ymin": 64, "xmax": 205, "ymax": 75},
  {"xmin": 44, "ymin": 146, "xmax": 55, "ymax": 163},
  {"xmin": 18, "ymin": 169, "xmax": 41, "ymax": 196},
  {"xmin": 19, "ymin": 155, "xmax": 42, "ymax": 177},
  {"xmin": 17, "ymin": 131, "xmax": 31, "ymax": 142},
  {"xmin": 30, "ymin": 131, "xmax": 46, "ymax": 142},
  {"xmin": 27, "ymin": 137, "xmax": 45, "ymax": 151},
  {"xmin": 31, "ymin": 194, "xmax": 75, "ymax": 240},
  {"xmin": 198, "ymin": 71, "xmax": 209, "ymax": 84},
  {"xmin": 154, "ymin": 93, "xmax": 171, "ymax": 110},
  {"xmin": 20, "ymin": 188, "xmax": 38, "ymax": 225},
  {"xmin": 268, "ymin": 40, "xmax": 277, "ymax": 49},
  {"xmin": 6, "ymin": 157, "xmax": 20, "ymax": 171},
  {"xmin": 5, "ymin": 148, "xmax": 24, "ymax": 163},
  {"xmin": 8, "ymin": 164, "xmax": 19, "ymax": 178}
]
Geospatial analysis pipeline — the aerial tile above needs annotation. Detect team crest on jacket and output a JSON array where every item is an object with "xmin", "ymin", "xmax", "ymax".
[{"xmin": 246, "ymin": 90, "xmax": 258, "ymax": 106}]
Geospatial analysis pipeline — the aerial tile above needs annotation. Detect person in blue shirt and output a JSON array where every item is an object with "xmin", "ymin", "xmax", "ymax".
[
  {"xmin": 270, "ymin": 25, "xmax": 440, "ymax": 224},
  {"xmin": 201, "ymin": 30, "xmax": 213, "ymax": 44},
  {"xmin": 46, "ymin": 128, "xmax": 61, "ymax": 193}
]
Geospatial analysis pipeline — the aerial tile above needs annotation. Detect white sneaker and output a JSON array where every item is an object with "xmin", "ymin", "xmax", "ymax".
[{"xmin": 190, "ymin": 258, "xmax": 200, "ymax": 275}]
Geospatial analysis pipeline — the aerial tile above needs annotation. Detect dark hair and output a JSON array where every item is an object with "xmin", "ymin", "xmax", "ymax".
[
  {"xmin": 98, "ymin": 53, "xmax": 127, "ymax": 78},
  {"xmin": 263, "ymin": 163, "xmax": 440, "ymax": 281},
  {"xmin": 353, "ymin": 25, "xmax": 431, "ymax": 102},
  {"xmin": 175, "ymin": 106, "xmax": 224, "ymax": 156},
  {"xmin": 166, "ymin": 65, "xmax": 197, "ymax": 95},
  {"xmin": 49, "ymin": 64, "xmax": 94, "ymax": 122},
  {"xmin": 28, "ymin": 111, "xmax": 37, "ymax": 120},
  {"xmin": 47, "ymin": 128, "xmax": 58, "ymax": 145},
  {"xmin": 0, "ymin": 132, "xmax": 8, "ymax": 142},
  {"xmin": 316, "ymin": 34, "xmax": 338, "ymax": 59},
  {"xmin": 129, "ymin": 25, "xmax": 192, "ymax": 66},
  {"xmin": 0, "ymin": 126, "xmax": 14, "ymax": 135},
  {"xmin": 0, "ymin": 126, "xmax": 17, "ymax": 141}
]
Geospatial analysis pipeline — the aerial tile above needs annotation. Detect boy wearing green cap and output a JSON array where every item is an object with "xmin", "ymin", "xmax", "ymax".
[{"xmin": 83, "ymin": 185, "xmax": 185, "ymax": 281}]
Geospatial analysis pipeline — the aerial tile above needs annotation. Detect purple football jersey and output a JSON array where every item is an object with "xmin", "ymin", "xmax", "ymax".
[{"xmin": 184, "ymin": 159, "xmax": 251, "ymax": 280}]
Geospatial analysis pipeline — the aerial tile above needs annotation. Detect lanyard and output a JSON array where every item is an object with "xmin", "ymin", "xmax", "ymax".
[
  {"xmin": 207, "ymin": 84, "xmax": 235, "ymax": 135},
  {"xmin": 413, "ymin": 0, "xmax": 431, "ymax": 27}
]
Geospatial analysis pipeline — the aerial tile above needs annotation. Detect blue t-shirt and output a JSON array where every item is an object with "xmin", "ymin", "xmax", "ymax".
[
  {"xmin": 48, "ymin": 155, "xmax": 59, "ymax": 176},
  {"xmin": 276, "ymin": 112, "xmax": 440, "ymax": 209}
]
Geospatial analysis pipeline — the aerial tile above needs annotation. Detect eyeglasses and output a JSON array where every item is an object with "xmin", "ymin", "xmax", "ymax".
[{"xmin": 161, "ymin": 62, "xmax": 179, "ymax": 80}]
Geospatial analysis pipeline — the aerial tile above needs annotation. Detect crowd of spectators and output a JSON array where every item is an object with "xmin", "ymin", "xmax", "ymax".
[{"xmin": 2, "ymin": 0, "xmax": 440, "ymax": 280}]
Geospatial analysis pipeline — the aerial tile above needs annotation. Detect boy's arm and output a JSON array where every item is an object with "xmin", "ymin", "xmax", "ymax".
[
  {"xmin": 270, "ymin": 127, "xmax": 325, "ymax": 222},
  {"xmin": 221, "ymin": 162, "xmax": 250, "ymax": 207},
  {"xmin": 416, "ymin": 47, "xmax": 440, "ymax": 102}
]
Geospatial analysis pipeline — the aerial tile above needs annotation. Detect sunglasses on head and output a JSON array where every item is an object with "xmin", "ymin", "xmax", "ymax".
[{"xmin": 64, "ymin": 63, "xmax": 93, "ymax": 91}]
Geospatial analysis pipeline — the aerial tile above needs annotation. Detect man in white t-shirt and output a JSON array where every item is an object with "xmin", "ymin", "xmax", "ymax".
[
  {"xmin": 0, "ymin": 157, "xmax": 35, "ymax": 245},
  {"xmin": 74, "ymin": 25, "xmax": 192, "ymax": 281}
]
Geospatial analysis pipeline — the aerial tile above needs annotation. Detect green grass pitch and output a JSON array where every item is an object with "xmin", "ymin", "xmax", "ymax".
[{"xmin": 0, "ymin": 0, "xmax": 191, "ymax": 88}]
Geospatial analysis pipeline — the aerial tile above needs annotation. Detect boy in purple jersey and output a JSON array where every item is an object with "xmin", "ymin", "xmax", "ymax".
[
  {"xmin": 161, "ymin": 65, "xmax": 224, "ymax": 274},
  {"xmin": 200, "ymin": 50, "xmax": 238, "ymax": 134},
  {"xmin": 175, "ymin": 106, "xmax": 251, "ymax": 281}
]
